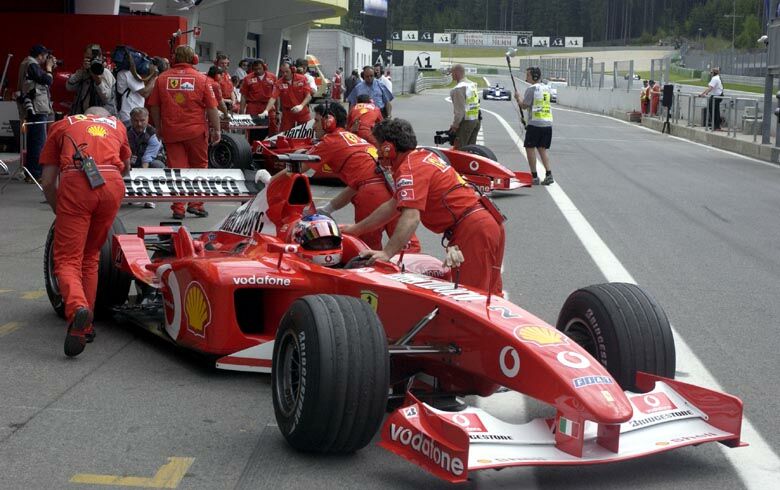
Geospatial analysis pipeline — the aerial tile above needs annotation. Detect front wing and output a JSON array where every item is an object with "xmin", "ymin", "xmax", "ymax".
[{"xmin": 380, "ymin": 374, "xmax": 744, "ymax": 483}]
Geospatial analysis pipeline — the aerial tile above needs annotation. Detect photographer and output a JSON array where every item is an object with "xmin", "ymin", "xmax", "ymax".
[
  {"xmin": 66, "ymin": 44, "xmax": 117, "ymax": 115},
  {"xmin": 116, "ymin": 56, "xmax": 158, "ymax": 124},
  {"xmin": 16, "ymin": 44, "xmax": 56, "ymax": 181}
]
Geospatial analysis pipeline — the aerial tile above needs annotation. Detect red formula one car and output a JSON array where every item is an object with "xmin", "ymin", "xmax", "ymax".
[
  {"xmin": 250, "ymin": 121, "xmax": 532, "ymax": 193},
  {"xmin": 43, "ymin": 158, "xmax": 744, "ymax": 483}
]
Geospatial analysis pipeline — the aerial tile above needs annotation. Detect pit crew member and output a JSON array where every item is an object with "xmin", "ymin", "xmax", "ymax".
[
  {"xmin": 332, "ymin": 67, "xmax": 343, "ymax": 101},
  {"xmin": 215, "ymin": 53, "xmax": 237, "ymax": 111},
  {"xmin": 241, "ymin": 59, "xmax": 278, "ymax": 135},
  {"xmin": 307, "ymin": 102, "xmax": 420, "ymax": 252},
  {"xmin": 148, "ymin": 45, "xmax": 220, "ymax": 220},
  {"xmin": 39, "ymin": 107, "xmax": 131, "ymax": 357},
  {"xmin": 449, "ymin": 64, "xmax": 480, "ymax": 148},
  {"xmin": 347, "ymin": 94, "xmax": 383, "ymax": 146},
  {"xmin": 207, "ymin": 66, "xmax": 231, "ymax": 119},
  {"xmin": 343, "ymin": 118, "xmax": 505, "ymax": 295},
  {"xmin": 261, "ymin": 61, "xmax": 312, "ymax": 132},
  {"xmin": 515, "ymin": 66, "xmax": 554, "ymax": 186}
]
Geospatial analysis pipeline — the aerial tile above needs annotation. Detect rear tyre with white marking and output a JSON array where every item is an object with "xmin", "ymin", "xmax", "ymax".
[
  {"xmin": 556, "ymin": 283, "xmax": 675, "ymax": 392},
  {"xmin": 272, "ymin": 294, "xmax": 389, "ymax": 453}
]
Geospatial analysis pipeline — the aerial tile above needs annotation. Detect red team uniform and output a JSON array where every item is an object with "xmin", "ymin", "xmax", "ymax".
[
  {"xmin": 241, "ymin": 71, "xmax": 278, "ymax": 134},
  {"xmin": 308, "ymin": 128, "xmax": 420, "ymax": 252},
  {"xmin": 147, "ymin": 63, "xmax": 218, "ymax": 215},
  {"xmin": 274, "ymin": 72, "xmax": 313, "ymax": 131},
  {"xmin": 347, "ymin": 102, "xmax": 383, "ymax": 146},
  {"xmin": 391, "ymin": 149, "xmax": 504, "ymax": 294},
  {"xmin": 40, "ymin": 114, "xmax": 131, "ymax": 324}
]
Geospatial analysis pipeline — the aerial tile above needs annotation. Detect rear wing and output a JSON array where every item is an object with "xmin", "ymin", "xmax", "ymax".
[{"xmin": 123, "ymin": 168, "xmax": 258, "ymax": 203}]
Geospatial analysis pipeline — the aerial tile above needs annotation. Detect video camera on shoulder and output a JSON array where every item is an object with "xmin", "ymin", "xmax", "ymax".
[{"xmin": 434, "ymin": 129, "xmax": 455, "ymax": 146}]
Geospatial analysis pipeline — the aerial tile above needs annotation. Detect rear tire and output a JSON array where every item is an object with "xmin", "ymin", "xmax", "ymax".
[
  {"xmin": 459, "ymin": 144, "xmax": 498, "ymax": 162},
  {"xmin": 44, "ymin": 217, "xmax": 131, "ymax": 320},
  {"xmin": 272, "ymin": 294, "xmax": 389, "ymax": 453},
  {"xmin": 209, "ymin": 132, "xmax": 252, "ymax": 169},
  {"xmin": 556, "ymin": 283, "xmax": 675, "ymax": 392}
]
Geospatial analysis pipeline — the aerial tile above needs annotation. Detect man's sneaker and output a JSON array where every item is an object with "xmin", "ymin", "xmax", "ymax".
[
  {"xmin": 144, "ymin": 202, "xmax": 156, "ymax": 209},
  {"xmin": 186, "ymin": 206, "xmax": 209, "ymax": 218},
  {"xmin": 172, "ymin": 212, "xmax": 185, "ymax": 220},
  {"xmin": 542, "ymin": 174, "xmax": 554, "ymax": 185},
  {"xmin": 532, "ymin": 177, "xmax": 540, "ymax": 186},
  {"xmin": 64, "ymin": 307, "xmax": 92, "ymax": 357},
  {"xmin": 84, "ymin": 325, "xmax": 96, "ymax": 343}
]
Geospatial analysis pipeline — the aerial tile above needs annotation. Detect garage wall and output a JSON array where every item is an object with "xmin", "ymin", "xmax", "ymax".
[
  {"xmin": 308, "ymin": 30, "xmax": 352, "ymax": 76},
  {"xmin": 353, "ymin": 37, "xmax": 372, "ymax": 72}
]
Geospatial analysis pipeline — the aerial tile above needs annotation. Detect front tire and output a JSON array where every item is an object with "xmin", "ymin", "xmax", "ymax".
[
  {"xmin": 556, "ymin": 283, "xmax": 675, "ymax": 392},
  {"xmin": 272, "ymin": 294, "xmax": 389, "ymax": 453}
]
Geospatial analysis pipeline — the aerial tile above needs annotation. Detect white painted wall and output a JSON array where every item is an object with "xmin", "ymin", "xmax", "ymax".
[{"xmin": 354, "ymin": 37, "xmax": 372, "ymax": 72}]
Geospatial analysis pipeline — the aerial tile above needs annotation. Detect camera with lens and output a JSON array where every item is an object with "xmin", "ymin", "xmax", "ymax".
[
  {"xmin": 17, "ymin": 91, "xmax": 35, "ymax": 117},
  {"xmin": 434, "ymin": 129, "xmax": 455, "ymax": 145},
  {"xmin": 47, "ymin": 54, "xmax": 64, "ymax": 67},
  {"xmin": 88, "ymin": 47, "xmax": 104, "ymax": 76}
]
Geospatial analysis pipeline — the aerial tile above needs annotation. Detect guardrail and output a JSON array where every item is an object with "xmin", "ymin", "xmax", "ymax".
[
  {"xmin": 414, "ymin": 72, "xmax": 453, "ymax": 93},
  {"xmin": 670, "ymin": 92, "xmax": 764, "ymax": 142}
]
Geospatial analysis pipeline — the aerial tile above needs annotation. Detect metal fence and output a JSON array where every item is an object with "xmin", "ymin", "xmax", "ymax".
[
  {"xmin": 649, "ymin": 58, "xmax": 671, "ymax": 85},
  {"xmin": 613, "ymin": 60, "xmax": 636, "ymax": 89},
  {"xmin": 413, "ymin": 72, "xmax": 453, "ymax": 93},
  {"xmin": 516, "ymin": 57, "xmax": 590, "ymax": 87},
  {"xmin": 388, "ymin": 66, "xmax": 419, "ymax": 95},
  {"xmin": 681, "ymin": 49, "xmax": 768, "ymax": 77},
  {"xmin": 671, "ymin": 91, "xmax": 765, "ymax": 142}
]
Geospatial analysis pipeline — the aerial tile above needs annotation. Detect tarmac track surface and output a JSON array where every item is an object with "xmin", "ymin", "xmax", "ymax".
[{"xmin": 0, "ymin": 87, "xmax": 778, "ymax": 489}]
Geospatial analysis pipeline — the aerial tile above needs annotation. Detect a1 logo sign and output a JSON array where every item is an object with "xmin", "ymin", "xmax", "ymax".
[
  {"xmin": 631, "ymin": 392, "xmax": 676, "ymax": 414},
  {"xmin": 442, "ymin": 413, "xmax": 487, "ymax": 433}
]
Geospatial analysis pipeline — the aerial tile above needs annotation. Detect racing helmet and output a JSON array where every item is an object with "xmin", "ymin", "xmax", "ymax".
[{"xmin": 292, "ymin": 214, "xmax": 342, "ymax": 267}]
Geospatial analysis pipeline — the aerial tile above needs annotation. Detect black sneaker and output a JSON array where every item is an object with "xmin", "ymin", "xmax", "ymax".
[
  {"xmin": 172, "ymin": 212, "xmax": 185, "ymax": 220},
  {"xmin": 64, "ymin": 307, "xmax": 92, "ymax": 357},
  {"xmin": 542, "ymin": 174, "xmax": 554, "ymax": 185},
  {"xmin": 532, "ymin": 177, "xmax": 540, "ymax": 186},
  {"xmin": 85, "ymin": 325, "xmax": 96, "ymax": 343},
  {"xmin": 186, "ymin": 206, "xmax": 209, "ymax": 218}
]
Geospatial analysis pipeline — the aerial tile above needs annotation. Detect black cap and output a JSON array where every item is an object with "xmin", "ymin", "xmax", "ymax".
[{"xmin": 30, "ymin": 44, "xmax": 49, "ymax": 57}]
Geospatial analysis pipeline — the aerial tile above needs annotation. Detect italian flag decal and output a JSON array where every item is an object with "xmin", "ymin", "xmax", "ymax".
[{"xmin": 559, "ymin": 417, "xmax": 580, "ymax": 438}]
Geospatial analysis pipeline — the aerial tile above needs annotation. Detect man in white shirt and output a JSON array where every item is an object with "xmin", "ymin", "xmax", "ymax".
[
  {"xmin": 116, "ymin": 67, "xmax": 157, "ymax": 124},
  {"xmin": 700, "ymin": 67, "xmax": 724, "ymax": 131},
  {"xmin": 295, "ymin": 58, "xmax": 318, "ymax": 93}
]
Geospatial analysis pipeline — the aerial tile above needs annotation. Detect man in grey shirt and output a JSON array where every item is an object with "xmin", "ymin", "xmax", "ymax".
[{"xmin": 516, "ymin": 66, "xmax": 554, "ymax": 185}]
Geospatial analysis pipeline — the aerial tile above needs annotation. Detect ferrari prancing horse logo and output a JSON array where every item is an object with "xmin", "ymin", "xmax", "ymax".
[{"xmin": 360, "ymin": 290, "xmax": 378, "ymax": 311}]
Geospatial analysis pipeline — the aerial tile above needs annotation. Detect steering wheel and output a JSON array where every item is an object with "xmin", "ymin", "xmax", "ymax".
[{"xmin": 344, "ymin": 255, "xmax": 373, "ymax": 269}]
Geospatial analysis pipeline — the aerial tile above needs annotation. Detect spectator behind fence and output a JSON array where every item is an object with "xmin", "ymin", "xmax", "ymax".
[
  {"xmin": 66, "ymin": 44, "xmax": 116, "ymax": 115},
  {"xmin": 16, "ymin": 44, "xmax": 56, "ymax": 182},
  {"xmin": 700, "ymin": 67, "xmax": 723, "ymax": 131}
]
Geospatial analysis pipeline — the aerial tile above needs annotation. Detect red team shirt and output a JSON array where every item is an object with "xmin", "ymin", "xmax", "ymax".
[
  {"xmin": 241, "ymin": 71, "xmax": 277, "ymax": 114},
  {"xmin": 147, "ymin": 63, "xmax": 218, "ymax": 143},
  {"xmin": 40, "ymin": 114, "xmax": 131, "ymax": 171},
  {"xmin": 392, "ymin": 149, "xmax": 479, "ymax": 234},
  {"xmin": 347, "ymin": 102, "xmax": 383, "ymax": 145},
  {"xmin": 307, "ymin": 129, "xmax": 379, "ymax": 188},
  {"xmin": 273, "ymin": 73, "xmax": 312, "ymax": 112},
  {"xmin": 217, "ymin": 71, "xmax": 234, "ymax": 102}
]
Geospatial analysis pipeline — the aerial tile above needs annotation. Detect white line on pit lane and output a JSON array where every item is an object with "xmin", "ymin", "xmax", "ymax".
[{"xmin": 482, "ymin": 105, "xmax": 780, "ymax": 489}]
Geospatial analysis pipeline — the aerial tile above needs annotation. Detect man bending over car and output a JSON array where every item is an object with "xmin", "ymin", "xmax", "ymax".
[{"xmin": 341, "ymin": 119, "xmax": 505, "ymax": 295}]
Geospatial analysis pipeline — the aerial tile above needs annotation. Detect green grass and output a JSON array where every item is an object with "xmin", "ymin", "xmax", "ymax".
[{"xmin": 391, "ymin": 41, "xmax": 570, "ymax": 59}]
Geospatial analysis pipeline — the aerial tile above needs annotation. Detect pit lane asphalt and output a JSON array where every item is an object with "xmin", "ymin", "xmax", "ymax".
[{"xmin": 0, "ymin": 87, "xmax": 777, "ymax": 488}]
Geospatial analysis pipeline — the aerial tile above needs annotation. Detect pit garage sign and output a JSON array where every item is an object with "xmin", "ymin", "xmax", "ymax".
[{"xmin": 402, "ymin": 50, "xmax": 441, "ymax": 70}]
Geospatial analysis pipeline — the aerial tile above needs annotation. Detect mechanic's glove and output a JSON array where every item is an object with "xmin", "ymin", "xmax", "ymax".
[
  {"xmin": 254, "ymin": 169, "xmax": 272, "ymax": 185},
  {"xmin": 444, "ymin": 245, "xmax": 465, "ymax": 268},
  {"xmin": 317, "ymin": 201, "xmax": 335, "ymax": 216}
]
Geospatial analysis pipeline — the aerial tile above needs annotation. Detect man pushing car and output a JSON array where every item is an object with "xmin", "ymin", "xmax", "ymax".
[
  {"xmin": 39, "ymin": 107, "xmax": 131, "ymax": 357},
  {"xmin": 342, "ymin": 118, "xmax": 506, "ymax": 295}
]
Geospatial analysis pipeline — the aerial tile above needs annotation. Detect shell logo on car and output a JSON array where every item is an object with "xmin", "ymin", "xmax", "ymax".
[
  {"xmin": 514, "ymin": 325, "xmax": 568, "ymax": 347},
  {"xmin": 184, "ymin": 281, "xmax": 211, "ymax": 337}
]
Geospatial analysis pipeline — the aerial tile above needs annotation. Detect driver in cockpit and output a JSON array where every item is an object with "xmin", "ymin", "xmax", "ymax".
[{"xmin": 291, "ymin": 213, "xmax": 342, "ymax": 267}]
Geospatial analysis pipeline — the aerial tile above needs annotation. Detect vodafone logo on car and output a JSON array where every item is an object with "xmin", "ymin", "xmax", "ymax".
[
  {"xmin": 232, "ymin": 276, "xmax": 291, "ymax": 286},
  {"xmin": 631, "ymin": 392, "xmax": 677, "ymax": 414},
  {"xmin": 499, "ymin": 346, "xmax": 520, "ymax": 378},
  {"xmin": 389, "ymin": 423, "xmax": 465, "ymax": 477}
]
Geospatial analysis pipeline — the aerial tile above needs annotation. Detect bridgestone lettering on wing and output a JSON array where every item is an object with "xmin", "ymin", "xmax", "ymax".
[
  {"xmin": 389, "ymin": 423, "xmax": 465, "ymax": 477},
  {"xmin": 387, "ymin": 273, "xmax": 486, "ymax": 302},
  {"xmin": 468, "ymin": 434, "xmax": 513, "ymax": 441},
  {"xmin": 629, "ymin": 409, "xmax": 695, "ymax": 428},
  {"xmin": 124, "ymin": 169, "xmax": 243, "ymax": 197}
]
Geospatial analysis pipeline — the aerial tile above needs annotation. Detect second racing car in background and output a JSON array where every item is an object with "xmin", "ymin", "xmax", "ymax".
[{"xmin": 482, "ymin": 83, "xmax": 511, "ymax": 101}]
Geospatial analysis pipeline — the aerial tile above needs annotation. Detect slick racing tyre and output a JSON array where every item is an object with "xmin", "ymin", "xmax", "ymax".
[
  {"xmin": 44, "ymin": 217, "xmax": 131, "ymax": 320},
  {"xmin": 556, "ymin": 283, "xmax": 675, "ymax": 392},
  {"xmin": 272, "ymin": 294, "xmax": 389, "ymax": 453},
  {"xmin": 459, "ymin": 144, "xmax": 498, "ymax": 162},
  {"xmin": 209, "ymin": 132, "xmax": 252, "ymax": 169},
  {"xmin": 44, "ymin": 223, "xmax": 65, "ymax": 319},
  {"xmin": 95, "ymin": 218, "xmax": 132, "ymax": 319}
]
